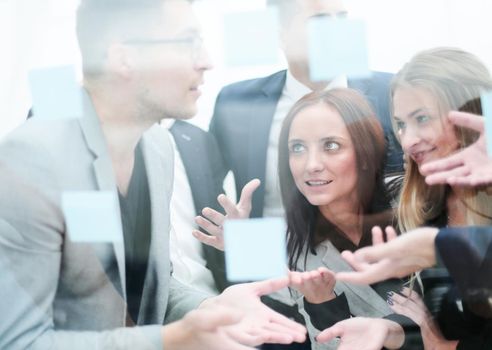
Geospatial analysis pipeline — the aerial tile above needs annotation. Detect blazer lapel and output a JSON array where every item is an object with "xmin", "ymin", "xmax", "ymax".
[
  {"xmin": 137, "ymin": 126, "xmax": 173, "ymax": 324},
  {"xmin": 319, "ymin": 241, "xmax": 392, "ymax": 316},
  {"xmin": 248, "ymin": 70, "xmax": 286, "ymax": 217},
  {"xmin": 77, "ymin": 89, "xmax": 126, "ymax": 300}
]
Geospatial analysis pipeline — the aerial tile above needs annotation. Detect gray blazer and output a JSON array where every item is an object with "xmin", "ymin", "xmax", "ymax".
[
  {"xmin": 0, "ymin": 91, "xmax": 209, "ymax": 350},
  {"xmin": 292, "ymin": 240, "xmax": 393, "ymax": 350}
]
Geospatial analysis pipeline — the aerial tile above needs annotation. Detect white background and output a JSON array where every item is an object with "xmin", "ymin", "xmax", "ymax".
[{"xmin": 1, "ymin": 0, "xmax": 491, "ymax": 138}]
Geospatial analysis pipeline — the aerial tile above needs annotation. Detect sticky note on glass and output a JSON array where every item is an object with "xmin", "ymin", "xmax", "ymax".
[
  {"xmin": 223, "ymin": 8, "xmax": 280, "ymax": 67},
  {"xmin": 62, "ymin": 191, "xmax": 123, "ymax": 242},
  {"xmin": 28, "ymin": 65, "xmax": 83, "ymax": 119},
  {"xmin": 308, "ymin": 17, "xmax": 370, "ymax": 81},
  {"xmin": 481, "ymin": 91, "xmax": 492, "ymax": 156},
  {"xmin": 224, "ymin": 218, "xmax": 287, "ymax": 282}
]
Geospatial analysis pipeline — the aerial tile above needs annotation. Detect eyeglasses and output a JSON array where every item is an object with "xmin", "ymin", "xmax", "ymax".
[{"xmin": 123, "ymin": 36, "xmax": 205, "ymax": 61}]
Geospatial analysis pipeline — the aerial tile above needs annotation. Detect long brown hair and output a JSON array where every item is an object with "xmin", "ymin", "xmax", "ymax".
[{"xmin": 278, "ymin": 88, "xmax": 388, "ymax": 269}]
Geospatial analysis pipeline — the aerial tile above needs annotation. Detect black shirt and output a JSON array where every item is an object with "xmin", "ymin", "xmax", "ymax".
[{"xmin": 118, "ymin": 143, "xmax": 152, "ymax": 324}]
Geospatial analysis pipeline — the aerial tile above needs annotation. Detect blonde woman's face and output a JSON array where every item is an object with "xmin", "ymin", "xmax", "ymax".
[{"xmin": 393, "ymin": 86, "xmax": 460, "ymax": 174}]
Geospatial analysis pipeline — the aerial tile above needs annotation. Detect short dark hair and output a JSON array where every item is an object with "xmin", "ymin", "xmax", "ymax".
[
  {"xmin": 278, "ymin": 88, "xmax": 388, "ymax": 269},
  {"xmin": 76, "ymin": 0, "xmax": 167, "ymax": 78}
]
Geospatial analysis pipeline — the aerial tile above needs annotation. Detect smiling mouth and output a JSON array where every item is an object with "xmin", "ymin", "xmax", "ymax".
[
  {"xmin": 412, "ymin": 148, "xmax": 436, "ymax": 163},
  {"xmin": 305, "ymin": 180, "xmax": 332, "ymax": 187}
]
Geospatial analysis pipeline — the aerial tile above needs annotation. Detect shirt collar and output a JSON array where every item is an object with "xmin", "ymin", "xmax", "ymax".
[{"xmin": 283, "ymin": 70, "xmax": 348, "ymax": 101}]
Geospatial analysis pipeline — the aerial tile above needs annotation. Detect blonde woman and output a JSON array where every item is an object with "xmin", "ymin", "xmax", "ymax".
[{"xmin": 386, "ymin": 47, "xmax": 492, "ymax": 350}]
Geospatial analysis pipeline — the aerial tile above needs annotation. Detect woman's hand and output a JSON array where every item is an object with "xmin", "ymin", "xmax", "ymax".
[
  {"xmin": 388, "ymin": 287, "xmax": 458, "ymax": 350},
  {"xmin": 289, "ymin": 267, "xmax": 336, "ymax": 304}
]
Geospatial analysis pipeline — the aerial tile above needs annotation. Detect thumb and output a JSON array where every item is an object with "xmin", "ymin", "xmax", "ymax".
[{"xmin": 316, "ymin": 323, "xmax": 344, "ymax": 343}]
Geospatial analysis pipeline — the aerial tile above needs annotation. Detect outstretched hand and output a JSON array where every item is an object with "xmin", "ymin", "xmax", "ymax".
[
  {"xmin": 336, "ymin": 227, "xmax": 438, "ymax": 285},
  {"xmin": 316, "ymin": 317, "xmax": 404, "ymax": 350},
  {"xmin": 389, "ymin": 288, "xmax": 458, "ymax": 350},
  {"xmin": 289, "ymin": 267, "xmax": 336, "ymax": 304},
  {"xmin": 201, "ymin": 277, "xmax": 307, "ymax": 346},
  {"xmin": 421, "ymin": 111, "xmax": 492, "ymax": 187},
  {"xmin": 193, "ymin": 179, "xmax": 261, "ymax": 250}
]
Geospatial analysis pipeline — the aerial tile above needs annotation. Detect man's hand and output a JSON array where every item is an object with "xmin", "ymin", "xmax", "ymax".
[
  {"xmin": 200, "ymin": 277, "xmax": 307, "ymax": 345},
  {"xmin": 289, "ymin": 267, "xmax": 336, "ymax": 304},
  {"xmin": 421, "ymin": 111, "xmax": 492, "ymax": 187},
  {"xmin": 336, "ymin": 227, "xmax": 439, "ymax": 285},
  {"xmin": 316, "ymin": 317, "xmax": 405, "ymax": 350},
  {"xmin": 193, "ymin": 179, "xmax": 260, "ymax": 250},
  {"xmin": 162, "ymin": 306, "xmax": 259, "ymax": 350}
]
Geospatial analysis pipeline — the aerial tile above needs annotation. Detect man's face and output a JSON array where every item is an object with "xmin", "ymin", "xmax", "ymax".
[
  {"xmin": 127, "ymin": 0, "xmax": 212, "ymax": 122},
  {"xmin": 280, "ymin": 0, "xmax": 347, "ymax": 67}
]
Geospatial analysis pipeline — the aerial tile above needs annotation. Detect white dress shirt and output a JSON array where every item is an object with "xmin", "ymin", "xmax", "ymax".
[{"xmin": 163, "ymin": 121, "xmax": 218, "ymax": 296}]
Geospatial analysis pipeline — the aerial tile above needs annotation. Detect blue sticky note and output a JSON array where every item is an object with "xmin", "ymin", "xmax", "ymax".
[
  {"xmin": 28, "ymin": 65, "xmax": 83, "ymax": 119},
  {"xmin": 224, "ymin": 218, "xmax": 287, "ymax": 282},
  {"xmin": 62, "ymin": 191, "xmax": 123, "ymax": 243},
  {"xmin": 223, "ymin": 8, "xmax": 280, "ymax": 67},
  {"xmin": 481, "ymin": 91, "xmax": 492, "ymax": 156},
  {"xmin": 308, "ymin": 17, "xmax": 370, "ymax": 81}
]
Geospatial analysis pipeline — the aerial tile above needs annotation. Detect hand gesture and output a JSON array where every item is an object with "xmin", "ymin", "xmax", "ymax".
[
  {"xmin": 421, "ymin": 111, "xmax": 492, "ymax": 187},
  {"xmin": 163, "ymin": 306, "xmax": 258, "ymax": 350},
  {"xmin": 200, "ymin": 277, "xmax": 307, "ymax": 345},
  {"xmin": 316, "ymin": 317, "xmax": 404, "ymax": 350},
  {"xmin": 289, "ymin": 267, "xmax": 336, "ymax": 304},
  {"xmin": 193, "ymin": 179, "xmax": 260, "ymax": 250},
  {"xmin": 388, "ymin": 288, "xmax": 458, "ymax": 350},
  {"xmin": 336, "ymin": 227, "xmax": 439, "ymax": 285}
]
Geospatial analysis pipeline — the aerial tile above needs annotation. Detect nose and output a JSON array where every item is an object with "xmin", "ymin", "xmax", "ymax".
[
  {"xmin": 194, "ymin": 45, "xmax": 214, "ymax": 71},
  {"xmin": 400, "ymin": 126, "xmax": 420, "ymax": 154},
  {"xmin": 306, "ymin": 149, "xmax": 324, "ymax": 174}
]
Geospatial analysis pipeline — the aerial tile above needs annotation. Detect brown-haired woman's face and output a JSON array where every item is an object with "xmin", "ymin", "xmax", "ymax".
[
  {"xmin": 393, "ymin": 86, "xmax": 460, "ymax": 174},
  {"xmin": 288, "ymin": 102, "xmax": 359, "ymax": 211}
]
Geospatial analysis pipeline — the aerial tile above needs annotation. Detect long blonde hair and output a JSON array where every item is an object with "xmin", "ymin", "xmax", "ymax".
[{"xmin": 391, "ymin": 47, "xmax": 492, "ymax": 232}]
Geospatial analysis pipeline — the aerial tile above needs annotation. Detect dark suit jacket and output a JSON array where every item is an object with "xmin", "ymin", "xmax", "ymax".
[
  {"xmin": 435, "ymin": 226, "xmax": 492, "ymax": 350},
  {"xmin": 169, "ymin": 120, "xmax": 229, "ymax": 292},
  {"xmin": 210, "ymin": 70, "xmax": 403, "ymax": 218}
]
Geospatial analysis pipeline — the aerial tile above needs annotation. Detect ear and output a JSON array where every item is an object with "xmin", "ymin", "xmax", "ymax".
[{"xmin": 106, "ymin": 43, "xmax": 133, "ymax": 79}]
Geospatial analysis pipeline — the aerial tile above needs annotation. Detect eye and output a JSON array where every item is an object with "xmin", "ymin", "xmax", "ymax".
[
  {"xmin": 324, "ymin": 141, "xmax": 340, "ymax": 151},
  {"xmin": 416, "ymin": 114, "xmax": 430, "ymax": 124},
  {"xmin": 289, "ymin": 142, "xmax": 305, "ymax": 154},
  {"xmin": 395, "ymin": 120, "xmax": 406, "ymax": 132}
]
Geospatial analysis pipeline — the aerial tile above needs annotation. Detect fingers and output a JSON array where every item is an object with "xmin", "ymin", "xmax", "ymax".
[
  {"xmin": 448, "ymin": 111, "xmax": 484, "ymax": 133},
  {"xmin": 238, "ymin": 179, "xmax": 261, "ymax": 210},
  {"xmin": 385, "ymin": 226, "xmax": 398, "ymax": 241},
  {"xmin": 420, "ymin": 154, "xmax": 464, "ymax": 178},
  {"xmin": 251, "ymin": 277, "xmax": 290, "ymax": 296},
  {"xmin": 195, "ymin": 212, "xmax": 224, "ymax": 237},
  {"xmin": 192, "ymin": 230, "xmax": 224, "ymax": 251},
  {"xmin": 372, "ymin": 226, "xmax": 384, "ymax": 245},
  {"xmin": 218, "ymin": 194, "xmax": 241, "ymax": 218},
  {"xmin": 201, "ymin": 207, "xmax": 226, "ymax": 227},
  {"xmin": 316, "ymin": 323, "xmax": 343, "ymax": 343},
  {"xmin": 264, "ymin": 309, "xmax": 307, "ymax": 338},
  {"xmin": 424, "ymin": 164, "xmax": 470, "ymax": 185}
]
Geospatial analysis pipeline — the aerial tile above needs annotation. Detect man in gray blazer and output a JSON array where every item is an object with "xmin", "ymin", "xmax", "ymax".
[{"xmin": 0, "ymin": 0, "xmax": 306, "ymax": 349}]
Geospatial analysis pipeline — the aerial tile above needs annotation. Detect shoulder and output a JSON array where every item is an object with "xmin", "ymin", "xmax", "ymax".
[{"xmin": 216, "ymin": 70, "xmax": 286, "ymax": 100}]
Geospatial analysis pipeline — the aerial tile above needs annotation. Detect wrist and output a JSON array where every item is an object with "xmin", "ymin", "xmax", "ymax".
[
  {"xmin": 162, "ymin": 320, "xmax": 189, "ymax": 350},
  {"xmin": 380, "ymin": 319, "xmax": 405, "ymax": 349},
  {"xmin": 305, "ymin": 292, "xmax": 336, "ymax": 304}
]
